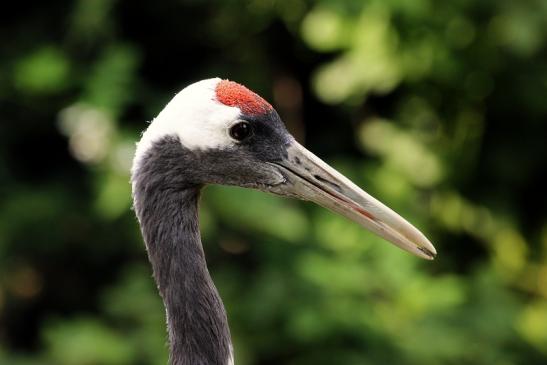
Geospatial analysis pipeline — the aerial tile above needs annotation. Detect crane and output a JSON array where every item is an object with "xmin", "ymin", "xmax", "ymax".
[{"xmin": 131, "ymin": 78, "xmax": 436, "ymax": 365}]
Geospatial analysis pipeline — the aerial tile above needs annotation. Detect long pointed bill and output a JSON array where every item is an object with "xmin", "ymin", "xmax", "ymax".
[{"xmin": 268, "ymin": 141, "xmax": 437, "ymax": 260}]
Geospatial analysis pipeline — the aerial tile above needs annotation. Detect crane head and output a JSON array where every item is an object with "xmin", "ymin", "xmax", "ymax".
[{"xmin": 133, "ymin": 78, "xmax": 436, "ymax": 260}]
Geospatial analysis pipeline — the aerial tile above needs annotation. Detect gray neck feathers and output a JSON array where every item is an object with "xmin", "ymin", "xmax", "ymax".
[{"xmin": 132, "ymin": 137, "xmax": 232, "ymax": 365}]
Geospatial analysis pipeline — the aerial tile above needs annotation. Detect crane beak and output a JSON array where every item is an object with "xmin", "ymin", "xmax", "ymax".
[{"xmin": 268, "ymin": 141, "xmax": 436, "ymax": 260}]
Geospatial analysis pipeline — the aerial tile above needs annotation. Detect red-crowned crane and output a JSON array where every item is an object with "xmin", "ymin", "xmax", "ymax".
[{"xmin": 131, "ymin": 78, "xmax": 436, "ymax": 365}]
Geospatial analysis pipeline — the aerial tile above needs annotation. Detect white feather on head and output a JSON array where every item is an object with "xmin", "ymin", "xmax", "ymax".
[{"xmin": 133, "ymin": 78, "xmax": 242, "ymax": 172}]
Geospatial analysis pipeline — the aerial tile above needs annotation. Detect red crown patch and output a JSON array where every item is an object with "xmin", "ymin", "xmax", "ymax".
[{"xmin": 215, "ymin": 79, "xmax": 273, "ymax": 116}]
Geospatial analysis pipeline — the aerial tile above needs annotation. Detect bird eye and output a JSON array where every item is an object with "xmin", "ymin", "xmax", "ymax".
[{"xmin": 229, "ymin": 121, "xmax": 252, "ymax": 141}]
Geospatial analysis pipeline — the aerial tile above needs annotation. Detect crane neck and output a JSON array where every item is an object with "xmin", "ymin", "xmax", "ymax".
[{"xmin": 132, "ymin": 137, "xmax": 233, "ymax": 365}]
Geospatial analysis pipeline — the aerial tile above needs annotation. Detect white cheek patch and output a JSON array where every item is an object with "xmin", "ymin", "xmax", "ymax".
[{"xmin": 134, "ymin": 78, "xmax": 241, "ymax": 169}]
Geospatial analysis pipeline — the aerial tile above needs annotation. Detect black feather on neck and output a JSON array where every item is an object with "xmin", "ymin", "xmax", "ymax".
[{"xmin": 132, "ymin": 137, "xmax": 232, "ymax": 365}]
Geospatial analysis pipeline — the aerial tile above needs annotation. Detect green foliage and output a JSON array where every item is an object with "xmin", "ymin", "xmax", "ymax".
[
  {"xmin": 14, "ymin": 47, "xmax": 70, "ymax": 94},
  {"xmin": 1, "ymin": 0, "xmax": 546, "ymax": 364},
  {"xmin": 44, "ymin": 318, "xmax": 135, "ymax": 365}
]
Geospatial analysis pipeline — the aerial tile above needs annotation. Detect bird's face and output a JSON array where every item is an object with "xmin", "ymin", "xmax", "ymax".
[{"xmin": 133, "ymin": 78, "xmax": 436, "ymax": 259}]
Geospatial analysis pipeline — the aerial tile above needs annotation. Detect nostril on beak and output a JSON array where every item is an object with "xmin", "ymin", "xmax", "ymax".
[{"xmin": 313, "ymin": 174, "xmax": 342, "ymax": 192}]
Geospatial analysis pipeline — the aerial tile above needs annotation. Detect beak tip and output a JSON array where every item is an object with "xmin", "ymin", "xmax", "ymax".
[{"xmin": 417, "ymin": 245, "xmax": 437, "ymax": 260}]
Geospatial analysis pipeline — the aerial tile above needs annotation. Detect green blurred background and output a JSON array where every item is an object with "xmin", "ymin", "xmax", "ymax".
[{"xmin": 1, "ymin": 0, "xmax": 547, "ymax": 364}]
